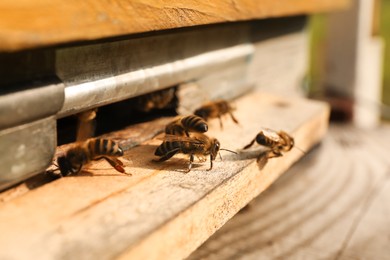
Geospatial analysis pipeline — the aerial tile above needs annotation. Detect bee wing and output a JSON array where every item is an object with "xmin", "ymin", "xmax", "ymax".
[
  {"xmin": 162, "ymin": 134, "xmax": 204, "ymax": 144},
  {"xmin": 260, "ymin": 128, "xmax": 282, "ymax": 142}
]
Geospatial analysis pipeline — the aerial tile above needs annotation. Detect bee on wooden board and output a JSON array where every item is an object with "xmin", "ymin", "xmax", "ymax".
[
  {"xmin": 242, "ymin": 128, "xmax": 296, "ymax": 158},
  {"xmin": 135, "ymin": 87, "xmax": 176, "ymax": 112},
  {"xmin": 165, "ymin": 115, "xmax": 208, "ymax": 137},
  {"xmin": 54, "ymin": 138, "xmax": 129, "ymax": 177},
  {"xmin": 154, "ymin": 133, "xmax": 236, "ymax": 172},
  {"xmin": 194, "ymin": 100, "xmax": 239, "ymax": 129}
]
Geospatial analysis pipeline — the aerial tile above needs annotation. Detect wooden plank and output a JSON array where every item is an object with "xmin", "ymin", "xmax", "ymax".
[
  {"xmin": 188, "ymin": 124, "xmax": 390, "ymax": 259},
  {"xmin": 0, "ymin": 0, "xmax": 351, "ymax": 51},
  {"xmin": 0, "ymin": 92, "xmax": 329, "ymax": 259}
]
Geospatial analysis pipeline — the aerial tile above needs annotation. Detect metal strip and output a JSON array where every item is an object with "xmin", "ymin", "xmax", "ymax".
[
  {"xmin": 0, "ymin": 117, "xmax": 56, "ymax": 190},
  {"xmin": 0, "ymin": 81, "xmax": 64, "ymax": 130},
  {"xmin": 58, "ymin": 44, "xmax": 254, "ymax": 118}
]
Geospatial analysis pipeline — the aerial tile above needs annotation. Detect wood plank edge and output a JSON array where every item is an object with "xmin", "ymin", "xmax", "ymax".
[{"xmin": 0, "ymin": 1, "xmax": 351, "ymax": 52}]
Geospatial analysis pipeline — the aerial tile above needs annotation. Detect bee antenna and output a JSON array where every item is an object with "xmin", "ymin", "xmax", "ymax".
[
  {"xmin": 294, "ymin": 146, "xmax": 306, "ymax": 154},
  {"xmin": 220, "ymin": 148, "xmax": 238, "ymax": 155}
]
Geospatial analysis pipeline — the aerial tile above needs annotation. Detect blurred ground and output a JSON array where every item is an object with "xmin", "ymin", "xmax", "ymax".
[{"xmin": 188, "ymin": 123, "xmax": 390, "ymax": 259}]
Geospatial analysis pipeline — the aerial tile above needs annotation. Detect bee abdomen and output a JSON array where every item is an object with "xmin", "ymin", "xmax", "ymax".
[
  {"xmin": 89, "ymin": 138, "xmax": 123, "ymax": 158},
  {"xmin": 155, "ymin": 141, "xmax": 181, "ymax": 156},
  {"xmin": 165, "ymin": 124, "xmax": 185, "ymax": 136},
  {"xmin": 181, "ymin": 115, "xmax": 208, "ymax": 133},
  {"xmin": 194, "ymin": 107, "xmax": 211, "ymax": 120}
]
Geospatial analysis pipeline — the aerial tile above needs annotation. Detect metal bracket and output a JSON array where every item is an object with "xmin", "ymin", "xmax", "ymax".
[{"xmin": 0, "ymin": 81, "xmax": 64, "ymax": 190}]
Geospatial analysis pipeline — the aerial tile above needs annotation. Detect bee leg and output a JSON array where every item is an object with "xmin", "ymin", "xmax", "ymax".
[
  {"xmin": 278, "ymin": 131, "xmax": 294, "ymax": 151},
  {"xmin": 103, "ymin": 156, "xmax": 125, "ymax": 166},
  {"xmin": 267, "ymin": 149, "xmax": 283, "ymax": 159},
  {"xmin": 243, "ymin": 138, "xmax": 256, "ymax": 150},
  {"xmin": 256, "ymin": 154, "xmax": 269, "ymax": 170},
  {"xmin": 207, "ymin": 154, "xmax": 213, "ymax": 171},
  {"xmin": 186, "ymin": 154, "xmax": 194, "ymax": 173},
  {"xmin": 116, "ymin": 158, "xmax": 125, "ymax": 166},
  {"xmin": 229, "ymin": 112, "xmax": 239, "ymax": 125},
  {"xmin": 218, "ymin": 116, "xmax": 224, "ymax": 129},
  {"xmin": 102, "ymin": 156, "xmax": 127, "ymax": 174},
  {"xmin": 75, "ymin": 164, "xmax": 83, "ymax": 174}
]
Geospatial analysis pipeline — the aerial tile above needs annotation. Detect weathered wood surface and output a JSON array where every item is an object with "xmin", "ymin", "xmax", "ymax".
[
  {"xmin": 0, "ymin": 0, "xmax": 351, "ymax": 51},
  {"xmin": 0, "ymin": 92, "xmax": 329, "ymax": 260},
  {"xmin": 188, "ymin": 124, "xmax": 390, "ymax": 259}
]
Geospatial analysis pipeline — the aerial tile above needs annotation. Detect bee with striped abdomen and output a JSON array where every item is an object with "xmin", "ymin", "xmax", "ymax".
[
  {"xmin": 165, "ymin": 115, "xmax": 208, "ymax": 137},
  {"xmin": 56, "ymin": 138, "xmax": 128, "ymax": 176},
  {"xmin": 154, "ymin": 133, "xmax": 235, "ymax": 172},
  {"xmin": 194, "ymin": 100, "xmax": 239, "ymax": 129}
]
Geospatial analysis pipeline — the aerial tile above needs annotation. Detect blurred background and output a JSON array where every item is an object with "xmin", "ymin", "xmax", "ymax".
[{"xmin": 308, "ymin": 0, "xmax": 390, "ymax": 120}]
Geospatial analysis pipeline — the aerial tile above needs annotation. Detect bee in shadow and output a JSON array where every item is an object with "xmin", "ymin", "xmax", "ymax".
[{"xmin": 135, "ymin": 87, "xmax": 176, "ymax": 112}]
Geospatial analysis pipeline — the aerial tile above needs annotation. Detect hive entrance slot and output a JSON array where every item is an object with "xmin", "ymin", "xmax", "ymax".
[{"xmin": 56, "ymin": 87, "xmax": 178, "ymax": 145}]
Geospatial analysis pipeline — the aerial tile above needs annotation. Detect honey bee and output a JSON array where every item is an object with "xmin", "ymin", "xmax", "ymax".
[
  {"xmin": 56, "ymin": 138, "xmax": 128, "ymax": 177},
  {"xmin": 194, "ymin": 100, "xmax": 239, "ymax": 129},
  {"xmin": 165, "ymin": 115, "xmax": 208, "ymax": 137},
  {"xmin": 135, "ymin": 88, "xmax": 176, "ymax": 112},
  {"xmin": 242, "ymin": 128, "xmax": 294, "ymax": 158},
  {"xmin": 154, "ymin": 133, "xmax": 235, "ymax": 172}
]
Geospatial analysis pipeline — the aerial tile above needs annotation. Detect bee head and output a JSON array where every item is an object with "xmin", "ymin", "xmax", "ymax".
[
  {"xmin": 289, "ymin": 137, "xmax": 294, "ymax": 147},
  {"xmin": 285, "ymin": 135, "xmax": 294, "ymax": 151},
  {"xmin": 290, "ymin": 137, "xmax": 295, "ymax": 146},
  {"xmin": 57, "ymin": 155, "xmax": 72, "ymax": 177},
  {"xmin": 210, "ymin": 139, "xmax": 221, "ymax": 160},
  {"xmin": 256, "ymin": 132, "xmax": 267, "ymax": 146},
  {"xmin": 60, "ymin": 148, "xmax": 88, "ymax": 175}
]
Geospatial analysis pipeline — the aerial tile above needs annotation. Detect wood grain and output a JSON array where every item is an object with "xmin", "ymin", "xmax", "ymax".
[
  {"xmin": 0, "ymin": 0, "xmax": 351, "ymax": 51},
  {"xmin": 0, "ymin": 92, "xmax": 329, "ymax": 259},
  {"xmin": 188, "ymin": 124, "xmax": 390, "ymax": 259}
]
